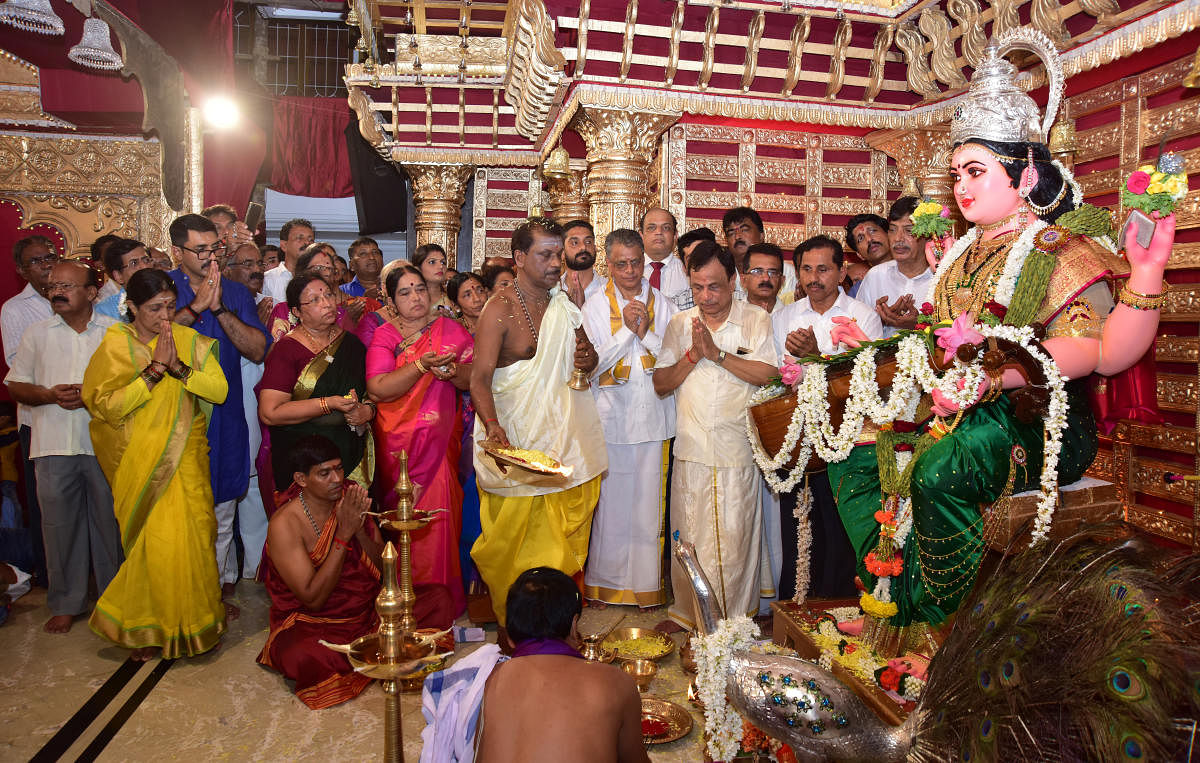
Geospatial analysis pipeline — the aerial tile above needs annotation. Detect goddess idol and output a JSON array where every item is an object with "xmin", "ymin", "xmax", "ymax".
[{"xmin": 752, "ymin": 28, "xmax": 1175, "ymax": 641}]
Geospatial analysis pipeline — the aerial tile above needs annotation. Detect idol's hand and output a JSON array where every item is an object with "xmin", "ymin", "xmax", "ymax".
[
  {"xmin": 926, "ymin": 233, "xmax": 955, "ymax": 272},
  {"xmin": 830, "ymin": 316, "xmax": 869, "ymax": 349},
  {"xmin": 1124, "ymin": 211, "xmax": 1174, "ymax": 272},
  {"xmin": 930, "ymin": 377, "xmax": 988, "ymax": 417}
]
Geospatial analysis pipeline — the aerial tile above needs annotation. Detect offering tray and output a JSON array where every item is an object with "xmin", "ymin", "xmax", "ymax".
[
  {"xmin": 323, "ymin": 631, "xmax": 444, "ymax": 681},
  {"xmin": 603, "ymin": 626, "xmax": 674, "ymax": 661},
  {"xmin": 640, "ymin": 696, "xmax": 692, "ymax": 744},
  {"xmin": 481, "ymin": 442, "xmax": 574, "ymax": 477}
]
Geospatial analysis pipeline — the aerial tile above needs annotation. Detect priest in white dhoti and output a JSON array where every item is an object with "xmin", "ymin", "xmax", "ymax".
[
  {"xmin": 470, "ymin": 218, "xmax": 608, "ymax": 626},
  {"xmin": 581, "ymin": 229, "xmax": 678, "ymax": 608},
  {"xmin": 653, "ymin": 240, "xmax": 778, "ymax": 629}
]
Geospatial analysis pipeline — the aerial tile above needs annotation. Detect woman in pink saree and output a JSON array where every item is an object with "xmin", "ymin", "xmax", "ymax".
[{"xmin": 366, "ymin": 263, "xmax": 473, "ymax": 616}]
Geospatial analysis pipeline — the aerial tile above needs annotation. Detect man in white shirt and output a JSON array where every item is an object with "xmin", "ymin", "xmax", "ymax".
[
  {"xmin": 855, "ymin": 197, "xmax": 934, "ymax": 337},
  {"xmin": 724, "ymin": 207, "xmax": 797, "ymax": 302},
  {"xmin": 581, "ymin": 229, "xmax": 677, "ymax": 609},
  {"xmin": 771, "ymin": 235, "xmax": 880, "ymax": 600},
  {"xmin": 773, "ymin": 235, "xmax": 884, "ymax": 360},
  {"xmin": 5, "ymin": 260, "xmax": 120, "ymax": 633},
  {"xmin": 560, "ymin": 219, "xmax": 607, "ymax": 305},
  {"xmin": 639, "ymin": 208, "xmax": 690, "ymax": 312},
  {"xmin": 653, "ymin": 241, "xmax": 778, "ymax": 630},
  {"xmin": 261, "ymin": 218, "xmax": 315, "ymax": 304},
  {"xmin": 741, "ymin": 243, "xmax": 787, "ymax": 315},
  {"xmin": 1, "ymin": 235, "xmax": 57, "ymax": 586}
]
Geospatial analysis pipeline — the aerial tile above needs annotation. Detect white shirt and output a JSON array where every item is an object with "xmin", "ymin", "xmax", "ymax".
[
  {"xmin": 657, "ymin": 300, "xmax": 778, "ymax": 467},
  {"xmin": 1, "ymin": 283, "xmax": 53, "ymax": 428},
  {"xmin": 261, "ymin": 263, "xmax": 292, "ymax": 305},
  {"xmin": 854, "ymin": 260, "xmax": 935, "ymax": 338},
  {"xmin": 772, "ymin": 289, "xmax": 884, "ymax": 360},
  {"xmin": 560, "ymin": 271, "xmax": 607, "ymax": 303},
  {"xmin": 5, "ymin": 312, "xmax": 116, "ymax": 457},
  {"xmin": 582, "ymin": 280, "xmax": 677, "ymax": 444},
  {"xmin": 644, "ymin": 254, "xmax": 693, "ymax": 311}
]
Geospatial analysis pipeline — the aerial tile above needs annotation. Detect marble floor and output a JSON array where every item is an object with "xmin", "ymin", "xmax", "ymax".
[{"xmin": 0, "ymin": 582, "xmax": 709, "ymax": 761}]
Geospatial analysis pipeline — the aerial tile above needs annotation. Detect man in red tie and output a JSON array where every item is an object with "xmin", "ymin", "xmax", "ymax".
[{"xmin": 639, "ymin": 208, "xmax": 692, "ymax": 311}]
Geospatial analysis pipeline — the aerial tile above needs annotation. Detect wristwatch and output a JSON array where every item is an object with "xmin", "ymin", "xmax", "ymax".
[
  {"xmin": 211, "ymin": 305, "xmax": 227, "ymax": 317},
  {"xmin": 717, "ymin": 350, "xmax": 727, "ymax": 365}
]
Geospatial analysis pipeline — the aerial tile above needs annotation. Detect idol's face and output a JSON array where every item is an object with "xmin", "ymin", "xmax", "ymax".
[{"xmin": 951, "ymin": 144, "xmax": 1022, "ymax": 226}]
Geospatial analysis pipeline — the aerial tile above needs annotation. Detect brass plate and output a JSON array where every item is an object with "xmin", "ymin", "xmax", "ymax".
[
  {"xmin": 480, "ymin": 442, "xmax": 574, "ymax": 477},
  {"xmin": 640, "ymin": 696, "xmax": 693, "ymax": 745},
  {"xmin": 604, "ymin": 627, "xmax": 674, "ymax": 661}
]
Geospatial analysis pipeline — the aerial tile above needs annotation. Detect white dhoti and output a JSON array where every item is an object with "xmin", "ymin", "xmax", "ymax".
[
  {"xmin": 584, "ymin": 440, "xmax": 668, "ymax": 607},
  {"xmin": 759, "ymin": 480, "xmax": 781, "ymax": 614},
  {"xmin": 668, "ymin": 459, "xmax": 767, "ymax": 628}
]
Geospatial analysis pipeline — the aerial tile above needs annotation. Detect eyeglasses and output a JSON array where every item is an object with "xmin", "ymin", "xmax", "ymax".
[
  {"xmin": 46, "ymin": 281, "xmax": 86, "ymax": 292},
  {"xmin": 24, "ymin": 252, "xmax": 60, "ymax": 269},
  {"xmin": 227, "ymin": 258, "xmax": 262, "ymax": 269},
  {"xmin": 120, "ymin": 255, "xmax": 154, "ymax": 271},
  {"xmin": 298, "ymin": 293, "xmax": 337, "ymax": 307},
  {"xmin": 747, "ymin": 268, "xmax": 782, "ymax": 278},
  {"xmin": 179, "ymin": 243, "xmax": 228, "ymax": 259}
]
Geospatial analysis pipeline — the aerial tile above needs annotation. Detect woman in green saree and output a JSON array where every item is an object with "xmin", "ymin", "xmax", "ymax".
[{"xmin": 259, "ymin": 272, "xmax": 376, "ymax": 500}]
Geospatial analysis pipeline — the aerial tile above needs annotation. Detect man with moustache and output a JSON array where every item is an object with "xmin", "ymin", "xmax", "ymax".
[
  {"xmin": 580, "ymin": 229, "xmax": 677, "ymax": 609},
  {"xmin": 5, "ymin": 260, "xmax": 120, "ymax": 633},
  {"xmin": 169, "ymin": 214, "xmax": 270, "ymax": 612},
  {"xmin": 856, "ymin": 197, "xmax": 934, "ymax": 337},
  {"xmin": 201, "ymin": 203, "xmax": 255, "ymax": 254},
  {"xmin": 341, "ymin": 236, "xmax": 385, "ymax": 301},
  {"xmin": 741, "ymin": 243, "xmax": 787, "ymax": 315},
  {"xmin": 470, "ymin": 218, "xmax": 606, "ymax": 627},
  {"xmin": 1, "ymin": 235, "xmax": 58, "ymax": 586},
  {"xmin": 723, "ymin": 206, "xmax": 797, "ymax": 301},
  {"xmin": 95, "ymin": 238, "xmax": 154, "ymax": 321},
  {"xmin": 639, "ymin": 208, "xmax": 691, "ymax": 311},
  {"xmin": 771, "ymin": 235, "xmax": 880, "ymax": 599},
  {"xmin": 843, "ymin": 213, "xmax": 891, "ymax": 297},
  {"xmin": 560, "ymin": 220, "xmax": 607, "ymax": 306},
  {"xmin": 653, "ymin": 240, "xmax": 778, "ymax": 630}
]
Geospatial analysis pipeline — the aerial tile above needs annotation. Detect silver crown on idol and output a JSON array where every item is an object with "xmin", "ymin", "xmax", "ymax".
[{"xmin": 949, "ymin": 28, "xmax": 1064, "ymax": 147}]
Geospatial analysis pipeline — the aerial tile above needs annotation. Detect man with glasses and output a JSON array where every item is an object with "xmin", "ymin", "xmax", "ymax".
[
  {"xmin": 95, "ymin": 238, "xmax": 154, "ymax": 320},
  {"xmin": 639, "ymin": 208, "xmax": 692, "ymax": 312},
  {"xmin": 723, "ymin": 207, "xmax": 797, "ymax": 302},
  {"xmin": 168, "ymin": 213, "xmax": 270, "ymax": 614},
  {"xmin": 262, "ymin": 219, "xmax": 316, "ymax": 304},
  {"xmin": 5, "ymin": 260, "xmax": 120, "ymax": 633},
  {"xmin": 1, "ymin": 235, "xmax": 58, "ymax": 587},
  {"xmin": 741, "ymin": 243, "xmax": 787, "ymax": 315},
  {"xmin": 222, "ymin": 243, "xmax": 272, "ymax": 326}
]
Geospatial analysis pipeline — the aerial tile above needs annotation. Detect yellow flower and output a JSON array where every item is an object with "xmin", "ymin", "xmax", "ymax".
[
  {"xmin": 1151, "ymin": 172, "xmax": 1165, "ymax": 182},
  {"xmin": 1147, "ymin": 181, "xmax": 1166, "ymax": 195},
  {"xmin": 1138, "ymin": 164, "xmax": 1155, "ymax": 174},
  {"xmin": 915, "ymin": 202, "xmax": 940, "ymax": 217},
  {"xmin": 1165, "ymin": 177, "xmax": 1187, "ymax": 196}
]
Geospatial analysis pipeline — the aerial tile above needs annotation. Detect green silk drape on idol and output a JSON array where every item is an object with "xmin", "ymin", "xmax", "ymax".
[{"xmin": 828, "ymin": 380, "xmax": 1097, "ymax": 627}]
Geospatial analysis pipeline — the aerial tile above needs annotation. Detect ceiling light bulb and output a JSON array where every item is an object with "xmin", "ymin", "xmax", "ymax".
[{"xmin": 203, "ymin": 96, "xmax": 240, "ymax": 129}]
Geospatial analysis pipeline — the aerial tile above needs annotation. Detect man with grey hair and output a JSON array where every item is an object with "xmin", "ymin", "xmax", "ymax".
[{"xmin": 580, "ymin": 229, "xmax": 677, "ymax": 609}]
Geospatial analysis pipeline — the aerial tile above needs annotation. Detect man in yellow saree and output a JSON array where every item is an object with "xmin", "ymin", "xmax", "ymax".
[{"xmin": 82, "ymin": 270, "xmax": 230, "ymax": 660}]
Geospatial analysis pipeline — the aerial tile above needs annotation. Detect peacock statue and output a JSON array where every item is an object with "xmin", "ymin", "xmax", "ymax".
[{"xmin": 676, "ymin": 528, "xmax": 1200, "ymax": 761}]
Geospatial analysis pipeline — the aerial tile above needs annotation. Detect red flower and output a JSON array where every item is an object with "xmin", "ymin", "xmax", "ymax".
[
  {"xmin": 892, "ymin": 420, "xmax": 920, "ymax": 433},
  {"xmin": 983, "ymin": 301, "xmax": 1008, "ymax": 319},
  {"xmin": 1126, "ymin": 171, "xmax": 1152, "ymax": 195},
  {"xmin": 878, "ymin": 667, "xmax": 902, "ymax": 692},
  {"xmin": 894, "ymin": 443, "xmax": 915, "ymax": 452},
  {"xmin": 920, "ymin": 302, "xmax": 935, "ymax": 315}
]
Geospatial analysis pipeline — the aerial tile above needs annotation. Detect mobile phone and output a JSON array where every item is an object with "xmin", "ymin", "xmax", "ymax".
[
  {"xmin": 1120, "ymin": 209, "xmax": 1155, "ymax": 250},
  {"xmin": 244, "ymin": 201, "xmax": 264, "ymax": 233}
]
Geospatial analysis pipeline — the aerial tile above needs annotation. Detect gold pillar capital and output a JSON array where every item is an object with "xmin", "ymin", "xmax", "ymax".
[
  {"xmin": 544, "ymin": 158, "xmax": 589, "ymax": 225},
  {"xmin": 402, "ymin": 163, "xmax": 473, "ymax": 268},
  {"xmin": 867, "ymin": 126, "xmax": 962, "ymax": 233},
  {"xmin": 569, "ymin": 106, "xmax": 679, "ymax": 271}
]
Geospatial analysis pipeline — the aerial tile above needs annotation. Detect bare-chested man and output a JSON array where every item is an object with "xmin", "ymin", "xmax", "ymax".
[
  {"xmin": 469, "ymin": 217, "xmax": 608, "ymax": 626},
  {"xmin": 476, "ymin": 567, "xmax": 648, "ymax": 763}
]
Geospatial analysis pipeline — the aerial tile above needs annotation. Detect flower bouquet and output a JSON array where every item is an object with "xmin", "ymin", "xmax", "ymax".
[
  {"xmin": 1121, "ymin": 153, "xmax": 1188, "ymax": 216},
  {"xmin": 909, "ymin": 199, "xmax": 954, "ymax": 239}
]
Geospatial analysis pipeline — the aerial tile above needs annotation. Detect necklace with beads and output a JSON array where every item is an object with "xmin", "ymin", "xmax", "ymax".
[
  {"xmin": 942, "ymin": 232, "xmax": 1018, "ymax": 318},
  {"xmin": 298, "ymin": 491, "xmax": 322, "ymax": 536},
  {"xmin": 513, "ymin": 282, "xmax": 543, "ymax": 342}
]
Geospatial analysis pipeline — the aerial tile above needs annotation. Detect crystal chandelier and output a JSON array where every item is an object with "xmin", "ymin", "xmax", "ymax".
[
  {"xmin": 0, "ymin": 0, "xmax": 65, "ymax": 35},
  {"xmin": 68, "ymin": 17, "xmax": 123, "ymax": 71}
]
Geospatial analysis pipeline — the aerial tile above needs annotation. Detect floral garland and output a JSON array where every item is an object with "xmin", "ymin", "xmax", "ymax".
[
  {"xmin": 693, "ymin": 616, "xmax": 761, "ymax": 762},
  {"xmin": 922, "ymin": 219, "xmax": 1050, "ymax": 309},
  {"xmin": 792, "ymin": 482, "xmax": 813, "ymax": 608}
]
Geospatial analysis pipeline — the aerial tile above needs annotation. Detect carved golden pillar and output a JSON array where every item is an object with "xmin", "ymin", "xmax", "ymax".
[
  {"xmin": 867, "ymin": 126, "xmax": 964, "ymax": 235},
  {"xmin": 1049, "ymin": 118, "xmax": 1078, "ymax": 173},
  {"xmin": 571, "ymin": 106, "xmax": 680, "ymax": 269},
  {"xmin": 403, "ymin": 164, "xmax": 474, "ymax": 269},
  {"xmin": 543, "ymin": 147, "xmax": 589, "ymax": 224}
]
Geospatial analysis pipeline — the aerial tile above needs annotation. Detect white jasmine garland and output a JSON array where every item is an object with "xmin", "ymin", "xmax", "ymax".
[
  {"xmin": 826, "ymin": 606, "xmax": 862, "ymax": 623},
  {"xmin": 693, "ymin": 616, "xmax": 761, "ymax": 762},
  {"xmin": 992, "ymin": 220, "xmax": 1049, "ymax": 307},
  {"xmin": 900, "ymin": 673, "xmax": 925, "ymax": 702},
  {"xmin": 872, "ymin": 575, "xmax": 892, "ymax": 604},
  {"xmin": 793, "ymin": 484, "xmax": 813, "ymax": 607},
  {"xmin": 818, "ymin": 652, "xmax": 834, "ymax": 671},
  {"xmin": 1052, "ymin": 158, "xmax": 1085, "ymax": 210}
]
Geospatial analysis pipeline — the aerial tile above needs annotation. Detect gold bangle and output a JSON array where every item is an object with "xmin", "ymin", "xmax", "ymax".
[
  {"xmin": 1122, "ymin": 283, "xmax": 1166, "ymax": 300},
  {"xmin": 319, "ymin": 397, "xmax": 330, "ymax": 415},
  {"xmin": 414, "ymin": 358, "xmax": 428, "ymax": 374},
  {"xmin": 1117, "ymin": 287, "xmax": 1166, "ymax": 311}
]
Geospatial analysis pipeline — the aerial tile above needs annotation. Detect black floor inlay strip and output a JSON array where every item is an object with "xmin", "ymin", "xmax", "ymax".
[
  {"xmin": 29, "ymin": 658, "xmax": 142, "ymax": 763},
  {"xmin": 73, "ymin": 659, "xmax": 174, "ymax": 763}
]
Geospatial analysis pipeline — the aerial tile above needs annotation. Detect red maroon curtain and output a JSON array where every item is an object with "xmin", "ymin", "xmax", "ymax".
[{"xmin": 270, "ymin": 97, "xmax": 355, "ymax": 198}]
